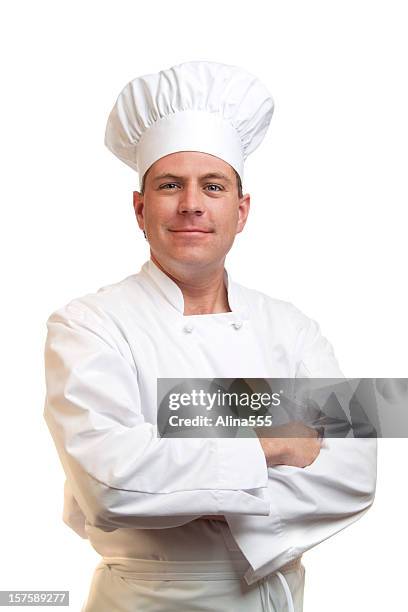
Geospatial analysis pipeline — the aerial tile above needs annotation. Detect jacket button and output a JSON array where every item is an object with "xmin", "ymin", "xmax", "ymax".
[
  {"xmin": 183, "ymin": 324, "xmax": 194, "ymax": 333},
  {"xmin": 232, "ymin": 321, "xmax": 243, "ymax": 330}
]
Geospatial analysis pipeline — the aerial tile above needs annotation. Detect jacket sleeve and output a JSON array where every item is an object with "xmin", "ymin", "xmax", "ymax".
[
  {"xmin": 43, "ymin": 301, "xmax": 270, "ymax": 533},
  {"xmin": 226, "ymin": 308, "xmax": 377, "ymax": 585}
]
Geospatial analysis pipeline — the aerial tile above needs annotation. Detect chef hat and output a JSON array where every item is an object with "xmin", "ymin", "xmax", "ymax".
[{"xmin": 104, "ymin": 60, "xmax": 274, "ymax": 185}]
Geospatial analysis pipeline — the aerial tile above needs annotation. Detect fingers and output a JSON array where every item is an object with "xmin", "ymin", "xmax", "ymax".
[{"xmin": 315, "ymin": 426, "xmax": 325, "ymax": 439}]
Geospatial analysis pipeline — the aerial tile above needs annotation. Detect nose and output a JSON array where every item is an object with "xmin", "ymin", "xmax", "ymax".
[{"xmin": 177, "ymin": 184, "xmax": 205, "ymax": 215}]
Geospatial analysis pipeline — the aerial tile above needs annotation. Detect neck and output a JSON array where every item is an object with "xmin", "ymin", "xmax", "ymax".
[{"xmin": 151, "ymin": 254, "xmax": 231, "ymax": 315}]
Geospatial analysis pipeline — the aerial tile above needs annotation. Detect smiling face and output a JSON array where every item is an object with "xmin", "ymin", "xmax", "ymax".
[{"xmin": 133, "ymin": 151, "xmax": 250, "ymax": 275}]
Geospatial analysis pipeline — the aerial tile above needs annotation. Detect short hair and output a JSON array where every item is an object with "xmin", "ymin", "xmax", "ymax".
[{"xmin": 140, "ymin": 167, "xmax": 243, "ymax": 198}]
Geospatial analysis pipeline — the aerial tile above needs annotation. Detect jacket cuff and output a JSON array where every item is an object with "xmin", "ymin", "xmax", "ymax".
[{"xmin": 217, "ymin": 436, "xmax": 269, "ymax": 490}]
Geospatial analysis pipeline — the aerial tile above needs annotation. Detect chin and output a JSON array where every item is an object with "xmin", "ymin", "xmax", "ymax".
[{"xmin": 163, "ymin": 249, "xmax": 215, "ymax": 268}]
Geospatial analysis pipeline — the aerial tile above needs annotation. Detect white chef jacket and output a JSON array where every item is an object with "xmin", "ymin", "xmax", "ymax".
[{"xmin": 43, "ymin": 259, "xmax": 377, "ymax": 585}]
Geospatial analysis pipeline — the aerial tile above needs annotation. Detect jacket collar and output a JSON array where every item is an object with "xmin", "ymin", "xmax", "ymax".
[{"xmin": 141, "ymin": 258, "xmax": 248, "ymax": 318}]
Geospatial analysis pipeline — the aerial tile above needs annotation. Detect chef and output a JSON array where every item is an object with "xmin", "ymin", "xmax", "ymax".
[{"xmin": 43, "ymin": 61, "xmax": 377, "ymax": 612}]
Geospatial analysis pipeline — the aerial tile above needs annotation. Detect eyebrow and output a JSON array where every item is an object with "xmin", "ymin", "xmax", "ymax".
[{"xmin": 152, "ymin": 172, "xmax": 232, "ymax": 185}]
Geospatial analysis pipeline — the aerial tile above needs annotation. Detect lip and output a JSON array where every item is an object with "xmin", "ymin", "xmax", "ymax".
[{"xmin": 169, "ymin": 229, "xmax": 213, "ymax": 233}]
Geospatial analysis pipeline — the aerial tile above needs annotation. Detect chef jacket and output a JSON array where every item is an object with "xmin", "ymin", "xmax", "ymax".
[{"xmin": 43, "ymin": 258, "xmax": 377, "ymax": 585}]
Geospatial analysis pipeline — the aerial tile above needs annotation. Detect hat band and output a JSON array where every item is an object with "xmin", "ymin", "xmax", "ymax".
[{"xmin": 136, "ymin": 110, "xmax": 244, "ymax": 184}]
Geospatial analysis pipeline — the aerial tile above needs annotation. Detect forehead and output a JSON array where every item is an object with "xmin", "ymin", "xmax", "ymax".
[{"xmin": 145, "ymin": 151, "xmax": 236, "ymax": 181}]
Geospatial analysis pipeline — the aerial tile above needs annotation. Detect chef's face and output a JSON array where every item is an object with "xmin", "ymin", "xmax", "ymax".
[{"xmin": 133, "ymin": 151, "xmax": 250, "ymax": 273}]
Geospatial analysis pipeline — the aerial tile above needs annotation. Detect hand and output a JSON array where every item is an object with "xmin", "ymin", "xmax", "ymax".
[{"xmin": 256, "ymin": 421, "xmax": 323, "ymax": 468}]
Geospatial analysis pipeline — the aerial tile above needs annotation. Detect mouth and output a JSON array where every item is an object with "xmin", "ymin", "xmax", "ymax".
[{"xmin": 168, "ymin": 229, "xmax": 213, "ymax": 234}]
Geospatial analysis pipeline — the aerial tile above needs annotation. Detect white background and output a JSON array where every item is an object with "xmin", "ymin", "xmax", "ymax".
[{"xmin": 0, "ymin": 1, "xmax": 407, "ymax": 610}]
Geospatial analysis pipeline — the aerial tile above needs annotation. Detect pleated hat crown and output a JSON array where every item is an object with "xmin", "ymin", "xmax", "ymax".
[{"xmin": 104, "ymin": 60, "xmax": 274, "ymax": 183}]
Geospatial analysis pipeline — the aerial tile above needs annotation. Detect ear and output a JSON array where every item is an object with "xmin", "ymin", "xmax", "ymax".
[
  {"xmin": 236, "ymin": 193, "xmax": 250, "ymax": 234},
  {"xmin": 133, "ymin": 191, "xmax": 145, "ymax": 230}
]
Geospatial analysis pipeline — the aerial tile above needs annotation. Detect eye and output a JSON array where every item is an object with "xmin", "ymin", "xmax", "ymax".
[
  {"xmin": 159, "ymin": 183, "xmax": 179, "ymax": 190},
  {"xmin": 205, "ymin": 184, "xmax": 223, "ymax": 192}
]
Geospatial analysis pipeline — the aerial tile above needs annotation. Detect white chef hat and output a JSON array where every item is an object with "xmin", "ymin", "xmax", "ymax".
[{"xmin": 104, "ymin": 60, "xmax": 274, "ymax": 185}]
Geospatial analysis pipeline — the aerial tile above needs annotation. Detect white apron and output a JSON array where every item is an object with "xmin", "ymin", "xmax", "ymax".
[{"xmin": 81, "ymin": 519, "xmax": 305, "ymax": 612}]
